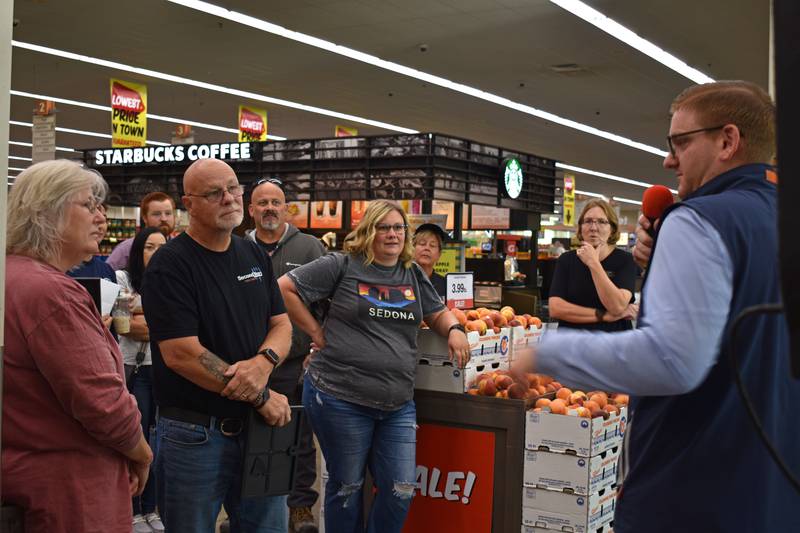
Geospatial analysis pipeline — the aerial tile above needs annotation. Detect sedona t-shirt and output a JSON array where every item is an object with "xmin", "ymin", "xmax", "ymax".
[{"xmin": 288, "ymin": 253, "xmax": 444, "ymax": 410}]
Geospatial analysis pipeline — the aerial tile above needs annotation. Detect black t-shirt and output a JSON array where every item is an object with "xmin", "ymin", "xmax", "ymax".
[
  {"xmin": 142, "ymin": 232, "xmax": 286, "ymax": 418},
  {"xmin": 255, "ymin": 236, "xmax": 279, "ymax": 255},
  {"xmin": 430, "ymin": 272, "xmax": 447, "ymax": 300},
  {"xmin": 549, "ymin": 248, "xmax": 637, "ymax": 332}
]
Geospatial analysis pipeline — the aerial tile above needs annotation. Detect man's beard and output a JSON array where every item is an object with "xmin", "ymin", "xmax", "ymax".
[
  {"xmin": 158, "ymin": 223, "xmax": 174, "ymax": 237},
  {"xmin": 259, "ymin": 213, "xmax": 282, "ymax": 231}
]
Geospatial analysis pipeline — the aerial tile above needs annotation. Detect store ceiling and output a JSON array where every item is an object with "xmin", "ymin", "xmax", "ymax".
[{"xmin": 7, "ymin": 0, "xmax": 769, "ymax": 204}]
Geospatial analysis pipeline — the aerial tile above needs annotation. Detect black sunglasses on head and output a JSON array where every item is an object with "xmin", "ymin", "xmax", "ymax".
[{"xmin": 252, "ymin": 177, "xmax": 283, "ymax": 192}]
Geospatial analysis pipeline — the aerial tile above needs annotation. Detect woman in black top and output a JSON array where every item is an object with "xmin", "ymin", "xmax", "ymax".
[{"xmin": 549, "ymin": 199, "xmax": 639, "ymax": 332}]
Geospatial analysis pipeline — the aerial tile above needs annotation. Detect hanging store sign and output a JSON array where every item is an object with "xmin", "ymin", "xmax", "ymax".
[
  {"xmin": 31, "ymin": 100, "xmax": 56, "ymax": 164},
  {"xmin": 335, "ymin": 125, "xmax": 358, "ymax": 137},
  {"xmin": 563, "ymin": 174, "xmax": 576, "ymax": 226},
  {"xmin": 501, "ymin": 158, "xmax": 524, "ymax": 199},
  {"xmin": 110, "ymin": 79, "xmax": 147, "ymax": 147},
  {"xmin": 90, "ymin": 142, "xmax": 254, "ymax": 166},
  {"xmin": 238, "ymin": 105, "xmax": 268, "ymax": 142}
]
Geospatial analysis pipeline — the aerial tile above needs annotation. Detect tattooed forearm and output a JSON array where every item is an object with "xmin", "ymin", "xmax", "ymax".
[{"xmin": 198, "ymin": 350, "xmax": 232, "ymax": 385}]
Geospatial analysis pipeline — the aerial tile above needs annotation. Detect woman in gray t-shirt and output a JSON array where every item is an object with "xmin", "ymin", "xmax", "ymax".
[{"xmin": 279, "ymin": 200, "xmax": 470, "ymax": 532}]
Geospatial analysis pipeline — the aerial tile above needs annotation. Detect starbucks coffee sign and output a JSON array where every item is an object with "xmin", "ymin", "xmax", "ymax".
[{"xmin": 502, "ymin": 158, "xmax": 523, "ymax": 199}]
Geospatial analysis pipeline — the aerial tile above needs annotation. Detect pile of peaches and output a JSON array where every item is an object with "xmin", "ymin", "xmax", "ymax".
[
  {"xmin": 532, "ymin": 388, "xmax": 629, "ymax": 419},
  {"xmin": 451, "ymin": 306, "xmax": 542, "ymax": 336},
  {"xmin": 467, "ymin": 370, "xmax": 560, "ymax": 400}
]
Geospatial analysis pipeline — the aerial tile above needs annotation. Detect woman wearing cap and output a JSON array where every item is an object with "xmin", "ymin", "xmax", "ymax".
[
  {"xmin": 3, "ymin": 160, "xmax": 152, "ymax": 532},
  {"xmin": 413, "ymin": 223, "xmax": 448, "ymax": 299},
  {"xmin": 549, "ymin": 199, "xmax": 638, "ymax": 331}
]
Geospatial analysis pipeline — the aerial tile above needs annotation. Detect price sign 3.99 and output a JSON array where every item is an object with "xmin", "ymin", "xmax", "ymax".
[{"xmin": 445, "ymin": 273, "xmax": 474, "ymax": 309}]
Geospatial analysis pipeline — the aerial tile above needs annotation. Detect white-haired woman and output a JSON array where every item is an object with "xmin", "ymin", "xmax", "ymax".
[
  {"xmin": 278, "ymin": 200, "xmax": 470, "ymax": 533},
  {"xmin": 2, "ymin": 160, "xmax": 152, "ymax": 533}
]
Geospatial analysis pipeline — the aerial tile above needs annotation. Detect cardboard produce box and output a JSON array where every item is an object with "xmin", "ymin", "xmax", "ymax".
[
  {"xmin": 417, "ymin": 328, "xmax": 510, "ymax": 364},
  {"xmin": 522, "ymin": 524, "xmax": 614, "ymax": 533},
  {"xmin": 521, "ymin": 486, "xmax": 616, "ymax": 533},
  {"xmin": 525, "ymin": 408, "xmax": 627, "ymax": 457},
  {"xmin": 510, "ymin": 325, "xmax": 544, "ymax": 361},
  {"xmin": 415, "ymin": 354, "xmax": 507, "ymax": 393},
  {"xmin": 523, "ymin": 446, "xmax": 620, "ymax": 495}
]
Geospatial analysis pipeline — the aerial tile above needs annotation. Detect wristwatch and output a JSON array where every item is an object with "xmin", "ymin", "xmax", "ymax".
[
  {"xmin": 257, "ymin": 348, "xmax": 280, "ymax": 366},
  {"xmin": 448, "ymin": 323, "xmax": 467, "ymax": 335}
]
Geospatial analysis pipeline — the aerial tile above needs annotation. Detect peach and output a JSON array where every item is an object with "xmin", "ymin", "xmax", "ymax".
[
  {"xmin": 507, "ymin": 383, "xmax": 527, "ymax": 399},
  {"xmin": 549, "ymin": 399, "xmax": 567, "ymax": 415},
  {"xmin": 528, "ymin": 316, "xmax": 543, "ymax": 329},
  {"xmin": 508, "ymin": 319, "xmax": 523, "ymax": 327},
  {"xmin": 532, "ymin": 407, "xmax": 542, "ymax": 413},
  {"xmin": 535, "ymin": 398, "xmax": 551, "ymax": 409},
  {"xmin": 591, "ymin": 407, "xmax": 609, "ymax": 420},
  {"xmin": 583, "ymin": 400, "xmax": 600, "ymax": 412},
  {"xmin": 569, "ymin": 391, "xmax": 588, "ymax": 405},
  {"xmin": 482, "ymin": 316, "xmax": 495, "ymax": 330},
  {"xmin": 466, "ymin": 310, "xmax": 480, "ymax": 321},
  {"xmin": 536, "ymin": 385, "xmax": 547, "ymax": 395},
  {"xmin": 476, "ymin": 307, "xmax": 491, "ymax": 316},
  {"xmin": 550, "ymin": 381, "xmax": 563, "ymax": 390},
  {"xmin": 538, "ymin": 374, "xmax": 554, "ymax": 385},
  {"xmin": 466, "ymin": 388, "xmax": 480, "ymax": 396},
  {"xmin": 500, "ymin": 305, "xmax": 516, "ymax": 316},
  {"xmin": 490, "ymin": 311, "xmax": 507, "ymax": 327},
  {"xmin": 575, "ymin": 407, "xmax": 592, "ymax": 418},
  {"xmin": 501, "ymin": 308, "xmax": 515, "ymax": 322},
  {"xmin": 478, "ymin": 379, "xmax": 497, "ymax": 396},
  {"xmin": 514, "ymin": 315, "xmax": 527, "ymax": 326},
  {"xmin": 494, "ymin": 375, "xmax": 514, "ymax": 390},
  {"xmin": 556, "ymin": 387, "xmax": 573, "ymax": 401},
  {"xmin": 589, "ymin": 393, "xmax": 608, "ymax": 408},
  {"xmin": 545, "ymin": 383, "xmax": 557, "ymax": 393},
  {"xmin": 614, "ymin": 394, "xmax": 630, "ymax": 406},
  {"xmin": 522, "ymin": 313, "xmax": 533, "ymax": 325},
  {"xmin": 492, "ymin": 326, "xmax": 500, "ymax": 334},
  {"xmin": 526, "ymin": 374, "xmax": 540, "ymax": 388},
  {"xmin": 605, "ymin": 404, "xmax": 620, "ymax": 415}
]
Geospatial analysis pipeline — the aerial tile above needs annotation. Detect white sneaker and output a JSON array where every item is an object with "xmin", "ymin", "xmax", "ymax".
[
  {"xmin": 132, "ymin": 514, "xmax": 152, "ymax": 533},
  {"xmin": 145, "ymin": 512, "xmax": 165, "ymax": 532}
]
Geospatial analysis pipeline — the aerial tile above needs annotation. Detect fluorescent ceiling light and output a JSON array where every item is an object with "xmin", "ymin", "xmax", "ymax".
[
  {"xmin": 575, "ymin": 189, "xmax": 607, "ymax": 199},
  {"xmin": 9, "ymin": 155, "xmax": 32, "ymax": 162},
  {"xmin": 557, "ymin": 162, "xmax": 678, "ymax": 194},
  {"xmin": 166, "ymin": 0, "xmax": 667, "ymax": 157},
  {"xmin": 12, "ymin": 40, "xmax": 416, "ymax": 134},
  {"xmin": 613, "ymin": 196, "xmax": 643, "ymax": 206},
  {"xmin": 10, "ymin": 119, "xmax": 170, "ymax": 146},
  {"xmin": 550, "ymin": 0, "xmax": 714, "ymax": 84},
  {"xmin": 9, "ymin": 166, "xmax": 27, "ymax": 172},
  {"xmin": 9, "ymin": 140, "xmax": 76, "ymax": 152},
  {"xmin": 11, "ymin": 89, "xmax": 287, "ymax": 141}
]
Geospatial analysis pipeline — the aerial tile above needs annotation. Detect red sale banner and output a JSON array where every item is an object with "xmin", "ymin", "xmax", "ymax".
[{"xmin": 403, "ymin": 425, "xmax": 495, "ymax": 533}]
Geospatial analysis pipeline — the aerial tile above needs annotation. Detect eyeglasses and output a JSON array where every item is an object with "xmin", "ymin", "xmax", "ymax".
[
  {"xmin": 254, "ymin": 177, "xmax": 283, "ymax": 189},
  {"xmin": 72, "ymin": 197, "xmax": 101, "ymax": 214},
  {"xmin": 185, "ymin": 184, "xmax": 245, "ymax": 203},
  {"xmin": 666, "ymin": 125, "xmax": 726, "ymax": 156},
  {"xmin": 581, "ymin": 218, "xmax": 610, "ymax": 227},
  {"xmin": 376, "ymin": 223, "xmax": 408, "ymax": 234}
]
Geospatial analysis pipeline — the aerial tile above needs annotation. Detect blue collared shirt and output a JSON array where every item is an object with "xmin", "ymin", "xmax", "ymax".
[{"xmin": 538, "ymin": 207, "xmax": 733, "ymax": 395}]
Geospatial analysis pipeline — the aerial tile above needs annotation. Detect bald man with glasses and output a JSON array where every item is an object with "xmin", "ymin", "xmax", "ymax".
[{"xmin": 141, "ymin": 158, "xmax": 293, "ymax": 532}]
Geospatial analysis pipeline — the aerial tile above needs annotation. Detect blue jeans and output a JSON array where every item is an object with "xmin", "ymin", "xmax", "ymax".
[
  {"xmin": 303, "ymin": 375, "xmax": 417, "ymax": 533},
  {"xmin": 155, "ymin": 415, "xmax": 287, "ymax": 533},
  {"xmin": 127, "ymin": 365, "xmax": 157, "ymax": 515}
]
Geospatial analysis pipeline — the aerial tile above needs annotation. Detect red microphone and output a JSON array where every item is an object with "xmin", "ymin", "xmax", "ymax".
[{"xmin": 641, "ymin": 185, "xmax": 674, "ymax": 238}]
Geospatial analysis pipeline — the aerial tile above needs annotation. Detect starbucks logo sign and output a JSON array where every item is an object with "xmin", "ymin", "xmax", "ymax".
[{"xmin": 503, "ymin": 158, "xmax": 523, "ymax": 199}]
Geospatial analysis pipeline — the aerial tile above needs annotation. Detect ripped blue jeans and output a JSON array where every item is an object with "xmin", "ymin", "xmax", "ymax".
[{"xmin": 303, "ymin": 375, "xmax": 417, "ymax": 533}]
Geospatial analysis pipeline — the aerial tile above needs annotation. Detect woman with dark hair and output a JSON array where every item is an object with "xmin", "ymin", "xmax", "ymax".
[
  {"xmin": 116, "ymin": 226, "xmax": 167, "ymax": 532},
  {"xmin": 549, "ymin": 199, "xmax": 638, "ymax": 331}
]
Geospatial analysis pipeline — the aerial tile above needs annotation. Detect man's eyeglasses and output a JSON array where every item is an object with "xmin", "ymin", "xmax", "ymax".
[
  {"xmin": 581, "ymin": 218, "xmax": 610, "ymax": 227},
  {"xmin": 254, "ymin": 178, "xmax": 283, "ymax": 190},
  {"xmin": 186, "ymin": 184, "xmax": 245, "ymax": 203},
  {"xmin": 666, "ymin": 125, "xmax": 726, "ymax": 156},
  {"xmin": 376, "ymin": 223, "xmax": 408, "ymax": 234}
]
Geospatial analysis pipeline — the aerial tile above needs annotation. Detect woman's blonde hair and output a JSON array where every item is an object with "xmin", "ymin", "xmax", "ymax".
[
  {"xmin": 343, "ymin": 200, "xmax": 414, "ymax": 268},
  {"xmin": 6, "ymin": 160, "xmax": 107, "ymax": 262},
  {"xmin": 576, "ymin": 198, "xmax": 620, "ymax": 245}
]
